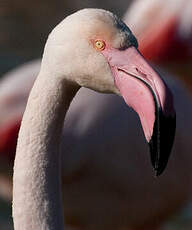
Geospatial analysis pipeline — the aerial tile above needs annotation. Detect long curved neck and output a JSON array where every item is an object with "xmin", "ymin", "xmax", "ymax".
[{"xmin": 13, "ymin": 72, "xmax": 79, "ymax": 230}]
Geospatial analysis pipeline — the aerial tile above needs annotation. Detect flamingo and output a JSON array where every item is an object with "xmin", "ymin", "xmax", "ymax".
[
  {"xmin": 0, "ymin": 3, "xmax": 192, "ymax": 229},
  {"xmin": 12, "ymin": 8, "xmax": 176, "ymax": 230},
  {"xmin": 124, "ymin": 0, "xmax": 192, "ymax": 90},
  {"xmin": 0, "ymin": 8, "xmax": 192, "ymax": 230}
]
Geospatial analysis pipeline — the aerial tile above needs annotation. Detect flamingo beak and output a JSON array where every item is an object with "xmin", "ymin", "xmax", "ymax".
[{"xmin": 102, "ymin": 46, "xmax": 176, "ymax": 176}]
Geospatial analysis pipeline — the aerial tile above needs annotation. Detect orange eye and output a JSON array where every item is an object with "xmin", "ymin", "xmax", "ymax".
[{"xmin": 94, "ymin": 40, "xmax": 105, "ymax": 50}]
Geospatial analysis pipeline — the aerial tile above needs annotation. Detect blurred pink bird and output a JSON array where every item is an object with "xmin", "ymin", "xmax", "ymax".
[
  {"xmin": 0, "ymin": 4, "xmax": 191, "ymax": 230},
  {"xmin": 124, "ymin": 0, "xmax": 192, "ymax": 91},
  {"xmin": 124, "ymin": 0, "xmax": 192, "ymax": 62}
]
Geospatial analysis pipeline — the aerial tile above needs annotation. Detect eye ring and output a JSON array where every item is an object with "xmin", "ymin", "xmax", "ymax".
[{"xmin": 94, "ymin": 40, "xmax": 106, "ymax": 51}]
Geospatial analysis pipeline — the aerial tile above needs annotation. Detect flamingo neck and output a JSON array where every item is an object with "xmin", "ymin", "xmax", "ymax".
[{"xmin": 13, "ymin": 72, "xmax": 79, "ymax": 230}]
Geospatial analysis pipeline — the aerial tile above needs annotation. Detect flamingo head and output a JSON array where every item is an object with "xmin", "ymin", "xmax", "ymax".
[{"xmin": 41, "ymin": 8, "xmax": 176, "ymax": 175}]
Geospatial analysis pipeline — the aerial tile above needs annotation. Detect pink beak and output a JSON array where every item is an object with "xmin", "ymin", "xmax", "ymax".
[{"xmin": 102, "ymin": 47, "xmax": 176, "ymax": 176}]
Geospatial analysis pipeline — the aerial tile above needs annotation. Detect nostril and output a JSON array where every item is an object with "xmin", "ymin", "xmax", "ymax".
[{"xmin": 135, "ymin": 67, "xmax": 147, "ymax": 78}]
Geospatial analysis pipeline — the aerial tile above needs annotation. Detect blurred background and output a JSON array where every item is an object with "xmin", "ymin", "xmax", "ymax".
[{"xmin": 0, "ymin": 0, "xmax": 192, "ymax": 229}]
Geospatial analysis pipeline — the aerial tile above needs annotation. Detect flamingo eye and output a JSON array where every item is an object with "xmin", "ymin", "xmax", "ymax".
[{"xmin": 94, "ymin": 40, "xmax": 106, "ymax": 50}]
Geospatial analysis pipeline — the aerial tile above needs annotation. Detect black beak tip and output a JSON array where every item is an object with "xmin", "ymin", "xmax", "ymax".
[{"xmin": 148, "ymin": 111, "xmax": 176, "ymax": 176}]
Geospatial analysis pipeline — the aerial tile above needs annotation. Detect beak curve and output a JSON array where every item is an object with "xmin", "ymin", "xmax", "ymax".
[{"xmin": 102, "ymin": 46, "xmax": 176, "ymax": 176}]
